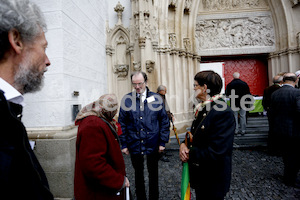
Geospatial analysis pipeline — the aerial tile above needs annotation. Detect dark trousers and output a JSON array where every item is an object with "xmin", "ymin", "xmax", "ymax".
[
  {"xmin": 195, "ymin": 188, "xmax": 225, "ymax": 200},
  {"xmin": 130, "ymin": 153, "xmax": 159, "ymax": 200},
  {"xmin": 282, "ymin": 138, "xmax": 300, "ymax": 185}
]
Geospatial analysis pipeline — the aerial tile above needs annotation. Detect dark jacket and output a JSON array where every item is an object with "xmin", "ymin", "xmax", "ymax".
[
  {"xmin": 188, "ymin": 100, "xmax": 235, "ymax": 198},
  {"xmin": 118, "ymin": 88, "xmax": 170, "ymax": 155},
  {"xmin": 74, "ymin": 116, "xmax": 126, "ymax": 200},
  {"xmin": 269, "ymin": 85, "xmax": 300, "ymax": 139},
  {"xmin": 225, "ymin": 79, "xmax": 251, "ymax": 108},
  {"xmin": 262, "ymin": 84, "xmax": 281, "ymax": 111},
  {"xmin": 0, "ymin": 90, "xmax": 53, "ymax": 200}
]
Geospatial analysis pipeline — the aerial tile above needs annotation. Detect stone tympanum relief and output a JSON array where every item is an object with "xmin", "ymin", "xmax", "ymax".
[
  {"xmin": 201, "ymin": 0, "xmax": 268, "ymax": 11},
  {"xmin": 196, "ymin": 16, "xmax": 275, "ymax": 50}
]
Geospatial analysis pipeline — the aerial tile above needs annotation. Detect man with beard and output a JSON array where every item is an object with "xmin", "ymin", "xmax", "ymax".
[{"xmin": 0, "ymin": 0, "xmax": 53, "ymax": 199}]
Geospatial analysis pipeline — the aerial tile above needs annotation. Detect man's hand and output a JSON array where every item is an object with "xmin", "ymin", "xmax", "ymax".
[
  {"xmin": 179, "ymin": 143, "xmax": 189, "ymax": 162},
  {"xmin": 122, "ymin": 148, "xmax": 129, "ymax": 155},
  {"xmin": 158, "ymin": 146, "xmax": 165, "ymax": 153}
]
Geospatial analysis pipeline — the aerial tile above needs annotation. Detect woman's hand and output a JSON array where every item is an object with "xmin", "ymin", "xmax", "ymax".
[
  {"xmin": 124, "ymin": 177, "xmax": 130, "ymax": 187},
  {"xmin": 179, "ymin": 143, "xmax": 189, "ymax": 162}
]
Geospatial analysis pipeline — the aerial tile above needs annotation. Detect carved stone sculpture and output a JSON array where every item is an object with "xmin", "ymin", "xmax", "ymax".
[
  {"xmin": 133, "ymin": 62, "xmax": 141, "ymax": 71},
  {"xmin": 114, "ymin": 64, "xmax": 129, "ymax": 78},
  {"xmin": 145, "ymin": 60, "xmax": 155, "ymax": 73}
]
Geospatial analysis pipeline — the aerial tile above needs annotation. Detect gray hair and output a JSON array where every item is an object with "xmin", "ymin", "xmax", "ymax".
[
  {"xmin": 157, "ymin": 85, "xmax": 166, "ymax": 93},
  {"xmin": 0, "ymin": 0, "xmax": 47, "ymax": 59}
]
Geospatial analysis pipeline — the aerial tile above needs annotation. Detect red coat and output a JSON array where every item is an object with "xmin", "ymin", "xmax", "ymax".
[{"xmin": 74, "ymin": 116, "xmax": 126, "ymax": 200}]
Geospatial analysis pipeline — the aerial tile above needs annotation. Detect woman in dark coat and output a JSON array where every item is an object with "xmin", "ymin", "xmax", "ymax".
[
  {"xmin": 74, "ymin": 94, "xmax": 129, "ymax": 200},
  {"xmin": 180, "ymin": 71, "xmax": 235, "ymax": 200}
]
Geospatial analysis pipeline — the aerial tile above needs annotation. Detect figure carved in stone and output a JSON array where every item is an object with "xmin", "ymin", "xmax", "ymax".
[
  {"xmin": 169, "ymin": 33, "xmax": 177, "ymax": 49},
  {"xmin": 114, "ymin": 2, "xmax": 124, "ymax": 25},
  {"xmin": 133, "ymin": 62, "xmax": 141, "ymax": 71},
  {"xmin": 290, "ymin": 0, "xmax": 300, "ymax": 6},
  {"xmin": 145, "ymin": 60, "xmax": 155, "ymax": 73},
  {"xmin": 195, "ymin": 16, "xmax": 275, "ymax": 50},
  {"xmin": 183, "ymin": 38, "xmax": 191, "ymax": 51},
  {"xmin": 114, "ymin": 65, "xmax": 129, "ymax": 78},
  {"xmin": 169, "ymin": 0, "xmax": 177, "ymax": 8},
  {"xmin": 184, "ymin": 0, "xmax": 192, "ymax": 13}
]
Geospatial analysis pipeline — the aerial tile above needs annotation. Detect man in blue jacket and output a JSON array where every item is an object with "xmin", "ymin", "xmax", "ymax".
[{"xmin": 119, "ymin": 71, "xmax": 170, "ymax": 200}]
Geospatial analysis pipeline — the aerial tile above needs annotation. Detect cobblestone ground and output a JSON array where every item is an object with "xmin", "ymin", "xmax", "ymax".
[{"xmin": 123, "ymin": 148, "xmax": 300, "ymax": 200}]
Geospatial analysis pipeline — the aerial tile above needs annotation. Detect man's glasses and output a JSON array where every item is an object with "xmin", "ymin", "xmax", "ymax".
[{"xmin": 132, "ymin": 82, "xmax": 145, "ymax": 87}]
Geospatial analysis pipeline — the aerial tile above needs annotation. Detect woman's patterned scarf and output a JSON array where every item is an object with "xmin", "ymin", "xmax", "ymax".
[{"xmin": 194, "ymin": 94, "xmax": 224, "ymax": 118}]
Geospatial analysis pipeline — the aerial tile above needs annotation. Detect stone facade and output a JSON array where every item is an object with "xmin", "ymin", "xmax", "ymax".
[{"xmin": 22, "ymin": 0, "xmax": 300, "ymax": 199}]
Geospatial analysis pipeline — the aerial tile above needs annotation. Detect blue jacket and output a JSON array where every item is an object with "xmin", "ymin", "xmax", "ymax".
[{"xmin": 118, "ymin": 88, "xmax": 170, "ymax": 155}]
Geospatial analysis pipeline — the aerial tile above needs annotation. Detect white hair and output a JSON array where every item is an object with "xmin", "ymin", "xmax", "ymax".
[{"xmin": 233, "ymin": 72, "xmax": 240, "ymax": 79}]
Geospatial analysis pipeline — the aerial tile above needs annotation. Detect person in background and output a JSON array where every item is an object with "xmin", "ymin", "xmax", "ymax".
[
  {"xmin": 269, "ymin": 73, "xmax": 300, "ymax": 188},
  {"xmin": 0, "ymin": 0, "xmax": 53, "ymax": 199},
  {"xmin": 295, "ymin": 70, "xmax": 300, "ymax": 88},
  {"xmin": 225, "ymin": 72, "xmax": 251, "ymax": 136},
  {"xmin": 74, "ymin": 94, "xmax": 129, "ymax": 200},
  {"xmin": 119, "ymin": 71, "xmax": 170, "ymax": 200},
  {"xmin": 157, "ymin": 85, "xmax": 174, "ymax": 162},
  {"xmin": 180, "ymin": 70, "xmax": 235, "ymax": 200},
  {"xmin": 262, "ymin": 75, "xmax": 282, "ymax": 155}
]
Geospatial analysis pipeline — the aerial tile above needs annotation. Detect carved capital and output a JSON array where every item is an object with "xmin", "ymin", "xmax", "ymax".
[
  {"xmin": 113, "ymin": 65, "xmax": 129, "ymax": 78},
  {"xmin": 106, "ymin": 45, "xmax": 114, "ymax": 56},
  {"xmin": 145, "ymin": 60, "xmax": 155, "ymax": 73},
  {"xmin": 139, "ymin": 37, "xmax": 146, "ymax": 48}
]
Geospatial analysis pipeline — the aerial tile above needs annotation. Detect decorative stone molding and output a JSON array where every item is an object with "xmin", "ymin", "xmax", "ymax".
[
  {"xmin": 152, "ymin": 41, "xmax": 159, "ymax": 51},
  {"xmin": 201, "ymin": 0, "xmax": 269, "ymax": 11},
  {"xmin": 114, "ymin": 2, "xmax": 124, "ymax": 25},
  {"xmin": 145, "ymin": 60, "xmax": 155, "ymax": 73},
  {"xmin": 269, "ymin": 47, "xmax": 300, "ymax": 58},
  {"xmin": 113, "ymin": 64, "xmax": 129, "ymax": 78},
  {"xmin": 133, "ymin": 62, "xmax": 141, "ymax": 71},
  {"xmin": 196, "ymin": 14, "xmax": 275, "ymax": 55},
  {"xmin": 297, "ymin": 32, "xmax": 300, "ymax": 48},
  {"xmin": 169, "ymin": 33, "xmax": 177, "ymax": 49}
]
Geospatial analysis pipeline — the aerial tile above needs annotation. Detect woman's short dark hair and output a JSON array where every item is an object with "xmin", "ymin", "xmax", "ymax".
[{"xmin": 194, "ymin": 70, "xmax": 222, "ymax": 96}]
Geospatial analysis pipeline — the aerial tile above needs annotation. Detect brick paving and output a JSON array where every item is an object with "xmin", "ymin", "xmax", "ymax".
[{"xmin": 123, "ymin": 145, "xmax": 300, "ymax": 200}]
